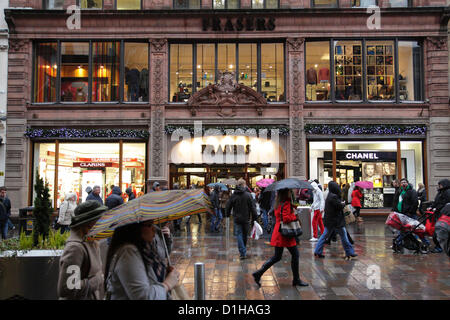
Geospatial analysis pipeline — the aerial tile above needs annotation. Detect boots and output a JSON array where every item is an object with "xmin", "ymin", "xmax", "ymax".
[
  {"xmin": 252, "ymin": 260, "xmax": 275, "ymax": 287},
  {"xmin": 292, "ymin": 279, "xmax": 309, "ymax": 287}
]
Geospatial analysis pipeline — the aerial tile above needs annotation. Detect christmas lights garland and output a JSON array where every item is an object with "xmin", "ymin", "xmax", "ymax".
[
  {"xmin": 304, "ymin": 124, "xmax": 427, "ymax": 135},
  {"xmin": 24, "ymin": 128, "xmax": 150, "ymax": 139}
]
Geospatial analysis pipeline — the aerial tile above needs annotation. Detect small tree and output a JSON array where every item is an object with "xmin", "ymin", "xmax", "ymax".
[{"xmin": 33, "ymin": 172, "xmax": 53, "ymax": 247}]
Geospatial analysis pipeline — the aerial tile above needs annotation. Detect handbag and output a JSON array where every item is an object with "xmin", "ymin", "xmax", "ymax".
[
  {"xmin": 343, "ymin": 205, "xmax": 356, "ymax": 224},
  {"xmin": 279, "ymin": 202, "xmax": 303, "ymax": 238}
]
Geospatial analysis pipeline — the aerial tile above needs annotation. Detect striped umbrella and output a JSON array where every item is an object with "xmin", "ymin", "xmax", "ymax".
[{"xmin": 86, "ymin": 189, "xmax": 212, "ymax": 240}]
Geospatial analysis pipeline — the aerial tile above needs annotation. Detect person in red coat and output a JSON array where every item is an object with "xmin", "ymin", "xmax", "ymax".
[
  {"xmin": 351, "ymin": 186, "xmax": 364, "ymax": 222},
  {"xmin": 252, "ymin": 188, "xmax": 309, "ymax": 287}
]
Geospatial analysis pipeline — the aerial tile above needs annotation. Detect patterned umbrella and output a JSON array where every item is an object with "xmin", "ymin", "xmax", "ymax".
[
  {"xmin": 256, "ymin": 178, "xmax": 275, "ymax": 188},
  {"xmin": 355, "ymin": 181, "xmax": 374, "ymax": 189},
  {"xmin": 86, "ymin": 189, "xmax": 212, "ymax": 240},
  {"xmin": 207, "ymin": 182, "xmax": 228, "ymax": 191}
]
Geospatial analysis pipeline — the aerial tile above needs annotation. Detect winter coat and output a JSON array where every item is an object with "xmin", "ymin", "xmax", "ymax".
[
  {"xmin": 86, "ymin": 193, "xmax": 104, "ymax": 205},
  {"xmin": 417, "ymin": 188, "xmax": 427, "ymax": 203},
  {"xmin": 310, "ymin": 181, "xmax": 325, "ymax": 212},
  {"xmin": 220, "ymin": 191, "xmax": 230, "ymax": 209},
  {"xmin": 58, "ymin": 229, "xmax": 104, "ymax": 300},
  {"xmin": 323, "ymin": 181, "xmax": 346, "ymax": 229},
  {"xmin": 225, "ymin": 186, "xmax": 258, "ymax": 225},
  {"xmin": 351, "ymin": 189, "xmax": 363, "ymax": 208},
  {"xmin": 126, "ymin": 187, "xmax": 136, "ymax": 201},
  {"xmin": 270, "ymin": 201, "xmax": 298, "ymax": 248},
  {"xmin": 259, "ymin": 189, "xmax": 275, "ymax": 212},
  {"xmin": 209, "ymin": 187, "xmax": 220, "ymax": 209},
  {"xmin": 392, "ymin": 184, "xmax": 418, "ymax": 218},
  {"xmin": 105, "ymin": 187, "xmax": 124, "ymax": 210},
  {"xmin": 0, "ymin": 196, "xmax": 11, "ymax": 222},
  {"xmin": 432, "ymin": 179, "xmax": 450, "ymax": 219},
  {"xmin": 57, "ymin": 193, "xmax": 77, "ymax": 226},
  {"xmin": 347, "ymin": 183, "xmax": 355, "ymax": 204},
  {"xmin": 105, "ymin": 243, "xmax": 168, "ymax": 300}
]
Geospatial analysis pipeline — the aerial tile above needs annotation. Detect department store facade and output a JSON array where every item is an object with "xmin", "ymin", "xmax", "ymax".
[{"xmin": 4, "ymin": 0, "xmax": 449, "ymax": 212}]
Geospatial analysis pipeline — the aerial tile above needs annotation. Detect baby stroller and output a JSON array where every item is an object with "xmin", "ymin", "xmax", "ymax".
[{"xmin": 385, "ymin": 210, "xmax": 434, "ymax": 254}]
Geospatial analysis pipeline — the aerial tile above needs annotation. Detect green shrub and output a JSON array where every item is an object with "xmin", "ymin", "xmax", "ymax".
[{"xmin": 0, "ymin": 229, "xmax": 69, "ymax": 253}]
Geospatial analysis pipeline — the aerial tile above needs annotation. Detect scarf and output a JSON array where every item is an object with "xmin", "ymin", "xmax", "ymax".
[
  {"xmin": 142, "ymin": 241, "xmax": 167, "ymax": 283},
  {"xmin": 397, "ymin": 185, "xmax": 410, "ymax": 213}
]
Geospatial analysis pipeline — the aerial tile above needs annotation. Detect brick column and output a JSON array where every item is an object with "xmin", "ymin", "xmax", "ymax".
[
  {"xmin": 149, "ymin": 39, "xmax": 168, "ymax": 187},
  {"xmin": 5, "ymin": 39, "xmax": 31, "ymax": 214},
  {"xmin": 426, "ymin": 36, "xmax": 449, "ymax": 199},
  {"xmin": 286, "ymin": 38, "xmax": 306, "ymax": 179}
]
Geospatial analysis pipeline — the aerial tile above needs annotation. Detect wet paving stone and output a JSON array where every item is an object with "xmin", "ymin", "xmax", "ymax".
[{"xmin": 172, "ymin": 216, "xmax": 450, "ymax": 300}]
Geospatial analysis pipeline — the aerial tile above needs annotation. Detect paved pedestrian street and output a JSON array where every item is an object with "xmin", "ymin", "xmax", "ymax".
[{"xmin": 170, "ymin": 216, "xmax": 450, "ymax": 300}]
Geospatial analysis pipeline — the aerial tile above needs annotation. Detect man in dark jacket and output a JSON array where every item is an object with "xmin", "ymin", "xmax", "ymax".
[
  {"xmin": 259, "ymin": 187, "xmax": 274, "ymax": 233},
  {"xmin": 392, "ymin": 178, "xmax": 418, "ymax": 219},
  {"xmin": 210, "ymin": 185, "xmax": 222, "ymax": 232},
  {"xmin": 226, "ymin": 179, "xmax": 258, "ymax": 259},
  {"xmin": 313, "ymin": 181, "xmax": 356, "ymax": 259},
  {"xmin": 105, "ymin": 186, "xmax": 124, "ymax": 210},
  {"xmin": 428, "ymin": 179, "xmax": 450, "ymax": 253},
  {"xmin": 86, "ymin": 185, "xmax": 103, "ymax": 205},
  {"xmin": 125, "ymin": 187, "xmax": 136, "ymax": 201},
  {"xmin": 0, "ymin": 187, "xmax": 12, "ymax": 239}
]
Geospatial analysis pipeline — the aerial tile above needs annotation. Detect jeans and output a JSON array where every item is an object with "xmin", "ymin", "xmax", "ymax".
[
  {"xmin": 210, "ymin": 208, "xmax": 223, "ymax": 232},
  {"xmin": 260, "ymin": 208, "xmax": 269, "ymax": 232},
  {"xmin": 256, "ymin": 246, "xmax": 300, "ymax": 281},
  {"xmin": 7, "ymin": 218, "xmax": 14, "ymax": 230},
  {"xmin": 234, "ymin": 222, "xmax": 250, "ymax": 257},
  {"xmin": 1, "ymin": 220, "xmax": 7, "ymax": 239},
  {"xmin": 59, "ymin": 224, "xmax": 71, "ymax": 234},
  {"xmin": 314, "ymin": 227, "xmax": 355, "ymax": 256}
]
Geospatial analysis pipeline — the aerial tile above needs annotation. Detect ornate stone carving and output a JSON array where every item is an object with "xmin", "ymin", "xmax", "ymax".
[
  {"xmin": 151, "ymin": 105, "xmax": 164, "ymax": 177},
  {"xmin": 0, "ymin": 45, "xmax": 8, "ymax": 52},
  {"xmin": 152, "ymin": 57, "xmax": 164, "ymax": 104},
  {"xmin": 287, "ymin": 38, "xmax": 305, "ymax": 53},
  {"xmin": 290, "ymin": 112, "xmax": 303, "ymax": 177},
  {"xmin": 151, "ymin": 39, "xmax": 168, "ymax": 53},
  {"xmin": 9, "ymin": 39, "xmax": 27, "ymax": 52},
  {"xmin": 188, "ymin": 71, "xmax": 267, "ymax": 117},
  {"xmin": 291, "ymin": 56, "xmax": 302, "ymax": 105},
  {"xmin": 427, "ymin": 37, "xmax": 448, "ymax": 51}
]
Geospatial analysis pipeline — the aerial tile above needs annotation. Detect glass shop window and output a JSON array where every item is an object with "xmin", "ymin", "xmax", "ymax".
[
  {"xmin": 313, "ymin": 0, "xmax": 338, "ymax": 7},
  {"xmin": 117, "ymin": 0, "xmax": 141, "ymax": 9},
  {"xmin": 366, "ymin": 40, "xmax": 395, "ymax": 101},
  {"xmin": 170, "ymin": 44, "xmax": 193, "ymax": 102},
  {"xmin": 261, "ymin": 43, "xmax": 284, "ymax": 102},
  {"xmin": 196, "ymin": 44, "xmax": 216, "ymax": 91},
  {"xmin": 124, "ymin": 43, "xmax": 149, "ymax": 102},
  {"xmin": 174, "ymin": 0, "xmax": 201, "ymax": 9},
  {"xmin": 80, "ymin": 0, "xmax": 103, "ymax": 9},
  {"xmin": 34, "ymin": 42, "xmax": 58, "ymax": 103},
  {"xmin": 334, "ymin": 40, "xmax": 363, "ymax": 101},
  {"xmin": 238, "ymin": 44, "xmax": 257, "ymax": 90},
  {"xmin": 305, "ymin": 41, "xmax": 330, "ymax": 101},
  {"xmin": 92, "ymin": 42, "xmax": 120, "ymax": 102},
  {"xmin": 60, "ymin": 42, "xmax": 89, "ymax": 103},
  {"xmin": 398, "ymin": 41, "xmax": 422, "ymax": 101}
]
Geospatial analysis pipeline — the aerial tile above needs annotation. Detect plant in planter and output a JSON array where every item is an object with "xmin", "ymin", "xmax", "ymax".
[{"xmin": 32, "ymin": 173, "xmax": 53, "ymax": 247}]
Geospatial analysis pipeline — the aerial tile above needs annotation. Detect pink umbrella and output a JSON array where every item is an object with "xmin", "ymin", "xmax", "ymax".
[
  {"xmin": 256, "ymin": 178, "xmax": 275, "ymax": 188},
  {"xmin": 355, "ymin": 181, "xmax": 374, "ymax": 189}
]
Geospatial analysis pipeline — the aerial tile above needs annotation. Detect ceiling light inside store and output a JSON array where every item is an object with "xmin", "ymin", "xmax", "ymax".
[
  {"xmin": 321, "ymin": 54, "xmax": 330, "ymax": 61},
  {"xmin": 197, "ymin": 65, "xmax": 201, "ymax": 69},
  {"xmin": 229, "ymin": 64, "xmax": 234, "ymax": 69}
]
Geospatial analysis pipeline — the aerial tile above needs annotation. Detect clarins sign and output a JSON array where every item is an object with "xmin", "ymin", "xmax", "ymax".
[{"xmin": 202, "ymin": 17, "xmax": 275, "ymax": 32}]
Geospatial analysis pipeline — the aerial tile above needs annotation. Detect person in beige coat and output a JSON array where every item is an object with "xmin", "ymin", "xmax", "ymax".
[
  {"xmin": 57, "ymin": 200, "xmax": 109, "ymax": 300},
  {"xmin": 57, "ymin": 192, "xmax": 77, "ymax": 234}
]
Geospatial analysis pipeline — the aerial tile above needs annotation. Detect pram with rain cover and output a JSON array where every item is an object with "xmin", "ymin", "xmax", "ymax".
[{"xmin": 385, "ymin": 210, "xmax": 435, "ymax": 254}]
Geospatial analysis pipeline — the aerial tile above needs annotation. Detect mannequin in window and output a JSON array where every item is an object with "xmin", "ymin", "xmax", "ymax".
[
  {"xmin": 306, "ymin": 67, "xmax": 318, "ymax": 101},
  {"xmin": 126, "ymin": 65, "xmax": 140, "ymax": 102},
  {"xmin": 318, "ymin": 67, "xmax": 329, "ymax": 82}
]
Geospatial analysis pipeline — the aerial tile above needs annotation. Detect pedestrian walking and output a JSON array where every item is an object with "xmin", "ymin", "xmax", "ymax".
[
  {"xmin": 225, "ymin": 179, "xmax": 258, "ymax": 260},
  {"xmin": 105, "ymin": 186, "xmax": 124, "ymax": 210},
  {"xmin": 57, "ymin": 192, "xmax": 77, "ymax": 234},
  {"xmin": 220, "ymin": 189, "xmax": 230, "ymax": 218},
  {"xmin": 126, "ymin": 187, "xmax": 136, "ymax": 202},
  {"xmin": 86, "ymin": 185, "xmax": 104, "ymax": 205},
  {"xmin": 392, "ymin": 178, "xmax": 419, "ymax": 219},
  {"xmin": 210, "ymin": 185, "xmax": 222, "ymax": 232},
  {"xmin": 314, "ymin": 181, "xmax": 357, "ymax": 260},
  {"xmin": 309, "ymin": 180, "xmax": 325, "ymax": 242},
  {"xmin": 57, "ymin": 200, "xmax": 109, "ymax": 299},
  {"xmin": 252, "ymin": 188, "xmax": 309, "ymax": 287},
  {"xmin": 351, "ymin": 186, "xmax": 364, "ymax": 222},
  {"xmin": 103, "ymin": 220, "xmax": 180, "ymax": 300},
  {"xmin": 258, "ymin": 187, "xmax": 273, "ymax": 233},
  {"xmin": 417, "ymin": 183, "xmax": 427, "ymax": 215},
  {"xmin": 427, "ymin": 179, "xmax": 450, "ymax": 253},
  {"xmin": 0, "ymin": 187, "xmax": 12, "ymax": 239}
]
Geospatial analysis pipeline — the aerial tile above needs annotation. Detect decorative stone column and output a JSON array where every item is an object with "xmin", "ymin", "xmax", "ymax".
[
  {"xmin": 5, "ymin": 39, "xmax": 31, "ymax": 213},
  {"xmin": 149, "ymin": 39, "xmax": 168, "ymax": 188},
  {"xmin": 426, "ymin": 36, "xmax": 449, "ymax": 200},
  {"xmin": 286, "ymin": 38, "xmax": 306, "ymax": 180}
]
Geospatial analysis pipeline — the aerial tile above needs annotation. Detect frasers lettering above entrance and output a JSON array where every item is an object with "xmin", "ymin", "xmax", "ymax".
[
  {"xmin": 202, "ymin": 17, "xmax": 276, "ymax": 32},
  {"xmin": 170, "ymin": 136, "xmax": 286, "ymax": 165}
]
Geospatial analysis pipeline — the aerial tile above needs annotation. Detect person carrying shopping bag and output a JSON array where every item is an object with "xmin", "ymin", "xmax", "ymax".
[
  {"xmin": 57, "ymin": 193, "xmax": 77, "ymax": 234},
  {"xmin": 309, "ymin": 180, "xmax": 325, "ymax": 242},
  {"xmin": 252, "ymin": 188, "xmax": 309, "ymax": 287},
  {"xmin": 314, "ymin": 181, "xmax": 357, "ymax": 260}
]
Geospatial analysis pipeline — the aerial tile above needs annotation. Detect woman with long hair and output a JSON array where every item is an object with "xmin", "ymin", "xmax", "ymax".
[
  {"xmin": 104, "ymin": 221, "xmax": 180, "ymax": 300},
  {"xmin": 252, "ymin": 188, "xmax": 309, "ymax": 287}
]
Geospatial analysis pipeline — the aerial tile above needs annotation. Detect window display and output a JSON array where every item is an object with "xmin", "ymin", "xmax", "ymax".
[
  {"xmin": 92, "ymin": 42, "xmax": 120, "ymax": 102},
  {"xmin": 124, "ymin": 43, "xmax": 149, "ymax": 102},
  {"xmin": 34, "ymin": 42, "xmax": 58, "ymax": 103},
  {"xmin": 170, "ymin": 44, "xmax": 193, "ymax": 103},
  {"xmin": 305, "ymin": 42, "xmax": 330, "ymax": 101},
  {"xmin": 60, "ymin": 42, "xmax": 89, "ymax": 103},
  {"xmin": 334, "ymin": 41, "xmax": 362, "ymax": 101},
  {"xmin": 261, "ymin": 43, "xmax": 284, "ymax": 102},
  {"xmin": 196, "ymin": 44, "xmax": 215, "ymax": 91},
  {"xmin": 33, "ymin": 142, "xmax": 146, "ymax": 208},
  {"xmin": 238, "ymin": 44, "xmax": 257, "ymax": 90},
  {"xmin": 366, "ymin": 41, "xmax": 395, "ymax": 101},
  {"xmin": 398, "ymin": 41, "xmax": 422, "ymax": 101}
]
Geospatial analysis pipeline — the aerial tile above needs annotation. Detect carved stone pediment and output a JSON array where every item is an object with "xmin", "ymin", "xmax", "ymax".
[{"xmin": 187, "ymin": 71, "xmax": 268, "ymax": 117}]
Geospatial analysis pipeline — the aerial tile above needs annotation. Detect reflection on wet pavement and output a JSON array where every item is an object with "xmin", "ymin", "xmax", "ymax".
[{"xmin": 170, "ymin": 216, "xmax": 450, "ymax": 300}]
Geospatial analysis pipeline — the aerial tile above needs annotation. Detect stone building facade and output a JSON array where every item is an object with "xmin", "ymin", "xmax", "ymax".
[{"xmin": 4, "ymin": 0, "xmax": 449, "ymax": 214}]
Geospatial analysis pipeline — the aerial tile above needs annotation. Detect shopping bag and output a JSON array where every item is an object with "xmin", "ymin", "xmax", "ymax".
[{"xmin": 251, "ymin": 221, "xmax": 263, "ymax": 240}]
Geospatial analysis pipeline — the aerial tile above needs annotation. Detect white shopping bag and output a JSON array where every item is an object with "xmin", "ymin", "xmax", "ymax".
[{"xmin": 251, "ymin": 221, "xmax": 263, "ymax": 240}]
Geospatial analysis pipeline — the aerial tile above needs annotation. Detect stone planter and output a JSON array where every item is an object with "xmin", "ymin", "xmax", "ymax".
[{"xmin": 0, "ymin": 250, "xmax": 63, "ymax": 300}]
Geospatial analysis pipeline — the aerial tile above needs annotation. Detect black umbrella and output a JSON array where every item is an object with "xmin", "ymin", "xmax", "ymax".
[{"xmin": 263, "ymin": 178, "xmax": 313, "ymax": 193}]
